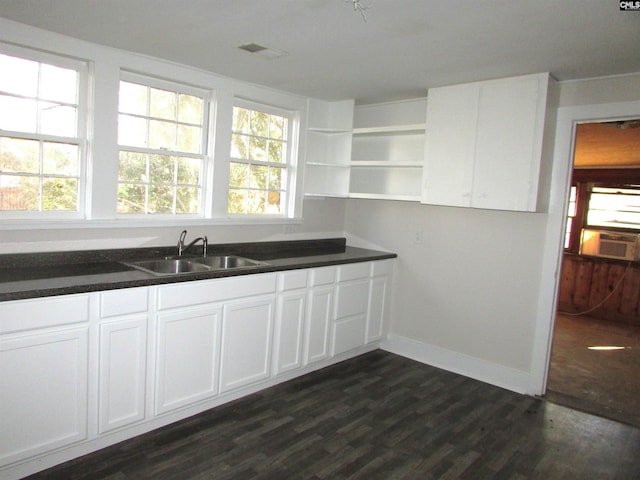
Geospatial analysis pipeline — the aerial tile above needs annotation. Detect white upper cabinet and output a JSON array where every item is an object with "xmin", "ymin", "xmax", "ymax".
[
  {"xmin": 304, "ymin": 99, "xmax": 354, "ymax": 198},
  {"xmin": 422, "ymin": 73, "xmax": 557, "ymax": 212}
]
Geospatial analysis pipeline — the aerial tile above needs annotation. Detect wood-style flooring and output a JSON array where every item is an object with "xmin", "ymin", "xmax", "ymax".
[
  {"xmin": 547, "ymin": 313, "xmax": 640, "ymax": 428},
  {"xmin": 26, "ymin": 350, "xmax": 640, "ymax": 479}
]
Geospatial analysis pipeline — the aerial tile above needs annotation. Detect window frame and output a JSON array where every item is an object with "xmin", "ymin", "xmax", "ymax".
[
  {"xmin": 0, "ymin": 42, "xmax": 89, "ymax": 220},
  {"xmin": 116, "ymin": 71, "xmax": 212, "ymax": 219},
  {"xmin": 227, "ymin": 98, "xmax": 299, "ymax": 219}
]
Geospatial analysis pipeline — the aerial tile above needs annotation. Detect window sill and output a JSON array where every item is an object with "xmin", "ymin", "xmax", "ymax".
[{"xmin": 0, "ymin": 216, "xmax": 303, "ymax": 230}]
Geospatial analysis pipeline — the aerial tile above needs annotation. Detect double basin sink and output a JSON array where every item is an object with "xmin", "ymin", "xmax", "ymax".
[{"xmin": 122, "ymin": 255, "xmax": 267, "ymax": 276}]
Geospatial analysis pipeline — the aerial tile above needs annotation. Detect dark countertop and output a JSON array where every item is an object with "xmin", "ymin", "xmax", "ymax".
[{"xmin": 0, "ymin": 238, "xmax": 396, "ymax": 302}]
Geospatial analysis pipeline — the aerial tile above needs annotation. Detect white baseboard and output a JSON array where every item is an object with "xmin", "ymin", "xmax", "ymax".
[{"xmin": 381, "ymin": 334, "xmax": 534, "ymax": 395}]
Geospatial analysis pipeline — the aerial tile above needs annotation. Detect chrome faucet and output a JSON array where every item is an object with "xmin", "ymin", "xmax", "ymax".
[{"xmin": 177, "ymin": 229, "xmax": 208, "ymax": 257}]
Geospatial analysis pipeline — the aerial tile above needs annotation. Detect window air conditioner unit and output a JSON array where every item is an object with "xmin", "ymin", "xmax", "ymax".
[{"xmin": 579, "ymin": 229, "xmax": 640, "ymax": 262}]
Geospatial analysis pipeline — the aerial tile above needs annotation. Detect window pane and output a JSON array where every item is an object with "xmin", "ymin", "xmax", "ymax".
[
  {"xmin": 228, "ymin": 188, "xmax": 246, "ymax": 214},
  {"xmin": 250, "ymin": 110, "xmax": 268, "ymax": 137},
  {"xmin": 119, "ymin": 82, "xmax": 148, "ymax": 116},
  {"xmin": 249, "ymin": 136, "xmax": 267, "ymax": 162},
  {"xmin": 118, "ymin": 151, "xmax": 148, "ymax": 182},
  {"xmin": 118, "ymin": 114, "xmax": 147, "ymax": 147},
  {"xmin": 149, "ymin": 119, "xmax": 176, "ymax": 150},
  {"xmin": 149, "ymin": 154, "xmax": 175, "ymax": 184},
  {"xmin": 250, "ymin": 164, "xmax": 268, "ymax": 189},
  {"xmin": 39, "ymin": 64, "xmax": 77, "ymax": 104},
  {"xmin": 176, "ymin": 186, "xmax": 199, "ymax": 214},
  {"xmin": 177, "ymin": 124, "xmax": 201, "ymax": 154},
  {"xmin": 269, "ymin": 115, "xmax": 285, "ymax": 140},
  {"xmin": 42, "ymin": 177, "xmax": 77, "ymax": 211},
  {"xmin": 231, "ymin": 133, "xmax": 248, "ymax": 159},
  {"xmin": 0, "ymin": 96, "xmax": 37, "ymax": 133},
  {"xmin": 117, "ymin": 184, "xmax": 146, "ymax": 213},
  {"xmin": 0, "ymin": 54, "xmax": 38, "ymax": 97},
  {"xmin": 268, "ymin": 140, "xmax": 283, "ymax": 163},
  {"xmin": 267, "ymin": 191, "xmax": 281, "ymax": 213},
  {"xmin": 40, "ymin": 103, "xmax": 77, "ymax": 137},
  {"xmin": 248, "ymin": 189, "xmax": 265, "ymax": 214},
  {"xmin": 43, "ymin": 142, "xmax": 78, "ymax": 176},
  {"xmin": 148, "ymin": 184, "xmax": 174, "ymax": 213},
  {"xmin": 178, "ymin": 94, "xmax": 202, "ymax": 124},
  {"xmin": 232, "ymin": 107, "xmax": 250, "ymax": 134},
  {"xmin": 0, "ymin": 137, "xmax": 39, "ymax": 174},
  {"xmin": 269, "ymin": 166, "xmax": 283, "ymax": 190},
  {"xmin": 176, "ymin": 157, "xmax": 201, "ymax": 185},
  {"xmin": 150, "ymin": 88, "xmax": 176, "ymax": 120},
  {"xmin": 229, "ymin": 162, "xmax": 249, "ymax": 188},
  {"xmin": 0, "ymin": 175, "xmax": 39, "ymax": 210},
  {"xmin": 587, "ymin": 186, "xmax": 640, "ymax": 230}
]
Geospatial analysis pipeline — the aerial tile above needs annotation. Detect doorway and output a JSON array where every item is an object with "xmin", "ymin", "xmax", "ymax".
[{"xmin": 545, "ymin": 118, "xmax": 640, "ymax": 427}]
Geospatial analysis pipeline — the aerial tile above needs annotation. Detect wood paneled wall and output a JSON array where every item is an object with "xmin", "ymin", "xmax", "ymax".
[{"xmin": 558, "ymin": 254, "xmax": 640, "ymax": 325}]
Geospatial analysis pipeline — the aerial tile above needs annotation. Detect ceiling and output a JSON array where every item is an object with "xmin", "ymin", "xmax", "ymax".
[{"xmin": 1, "ymin": 0, "xmax": 639, "ymax": 103}]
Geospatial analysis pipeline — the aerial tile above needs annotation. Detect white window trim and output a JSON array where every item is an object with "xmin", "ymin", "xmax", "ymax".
[{"xmin": 0, "ymin": 42, "xmax": 89, "ymax": 221}]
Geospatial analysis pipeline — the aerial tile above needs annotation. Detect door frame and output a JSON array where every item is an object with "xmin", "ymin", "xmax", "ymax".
[{"xmin": 528, "ymin": 99, "xmax": 640, "ymax": 395}]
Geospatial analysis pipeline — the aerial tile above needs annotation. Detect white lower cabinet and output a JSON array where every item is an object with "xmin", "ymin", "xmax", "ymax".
[
  {"xmin": 98, "ymin": 288, "xmax": 149, "ymax": 433},
  {"xmin": 273, "ymin": 270, "xmax": 308, "ymax": 375},
  {"xmin": 304, "ymin": 266, "xmax": 336, "ymax": 365},
  {"xmin": 155, "ymin": 305, "xmax": 222, "ymax": 415},
  {"xmin": 219, "ymin": 296, "xmax": 275, "ymax": 393},
  {"xmin": 98, "ymin": 317, "xmax": 147, "ymax": 433},
  {"xmin": 0, "ymin": 260, "xmax": 393, "ymax": 480}
]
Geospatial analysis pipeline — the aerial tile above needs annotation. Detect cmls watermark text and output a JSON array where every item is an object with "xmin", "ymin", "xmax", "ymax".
[{"xmin": 620, "ymin": 1, "xmax": 640, "ymax": 10}]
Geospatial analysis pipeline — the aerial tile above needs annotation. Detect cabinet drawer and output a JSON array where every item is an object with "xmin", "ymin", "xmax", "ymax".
[
  {"xmin": 157, "ymin": 273, "xmax": 277, "ymax": 310},
  {"xmin": 309, "ymin": 266, "xmax": 336, "ymax": 287},
  {"xmin": 371, "ymin": 259, "xmax": 393, "ymax": 277},
  {"xmin": 277, "ymin": 270, "xmax": 308, "ymax": 291},
  {"xmin": 335, "ymin": 280, "xmax": 369, "ymax": 318},
  {"xmin": 337, "ymin": 262, "xmax": 370, "ymax": 282},
  {"xmin": 0, "ymin": 294, "xmax": 90, "ymax": 334},
  {"xmin": 100, "ymin": 287, "xmax": 148, "ymax": 318}
]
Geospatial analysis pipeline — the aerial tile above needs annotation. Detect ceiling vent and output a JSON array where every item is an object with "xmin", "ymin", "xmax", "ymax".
[{"xmin": 237, "ymin": 43, "xmax": 288, "ymax": 59}]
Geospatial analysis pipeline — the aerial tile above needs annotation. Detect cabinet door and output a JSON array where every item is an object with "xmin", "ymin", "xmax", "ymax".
[
  {"xmin": 273, "ymin": 290, "xmax": 305, "ymax": 375},
  {"xmin": 219, "ymin": 297, "xmax": 275, "ymax": 393},
  {"xmin": 0, "ymin": 328, "xmax": 88, "ymax": 465},
  {"xmin": 155, "ymin": 306, "xmax": 221, "ymax": 415},
  {"xmin": 304, "ymin": 285, "xmax": 333, "ymax": 365},
  {"xmin": 472, "ymin": 76, "xmax": 543, "ymax": 211},
  {"xmin": 422, "ymin": 83, "xmax": 478, "ymax": 207},
  {"xmin": 332, "ymin": 279, "xmax": 369, "ymax": 355},
  {"xmin": 98, "ymin": 316, "xmax": 147, "ymax": 433}
]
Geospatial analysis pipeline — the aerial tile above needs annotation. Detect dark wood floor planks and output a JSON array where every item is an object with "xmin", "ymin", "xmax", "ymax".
[{"xmin": 25, "ymin": 351, "xmax": 640, "ymax": 479}]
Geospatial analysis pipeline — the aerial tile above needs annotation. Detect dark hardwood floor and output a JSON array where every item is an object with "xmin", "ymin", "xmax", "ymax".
[
  {"xmin": 547, "ymin": 313, "xmax": 640, "ymax": 428},
  {"xmin": 26, "ymin": 351, "xmax": 640, "ymax": 479}
]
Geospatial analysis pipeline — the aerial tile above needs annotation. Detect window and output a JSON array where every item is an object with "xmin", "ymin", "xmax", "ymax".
[
  {"xmin": 586, "ymin": 185, "xmax": 640, "ymax": 230},
  {"xmin": 228, "ymin": 103, "xmax": 293, "ymax": 215},
  {"xmin": 0, "ymin": 45, "xmax": 86, "ymax": 215},
  {"xmin": 565, "ymin": 169, "xmax": 640, "ymax": 253},
  {"xmin": 117, "ymin": 74, "xmax": 209, "ymax": 215}
]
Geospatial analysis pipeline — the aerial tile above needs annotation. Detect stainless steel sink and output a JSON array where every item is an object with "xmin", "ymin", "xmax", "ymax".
[
  {"xmin": 122, "ymin": 255, "xmax": 267, "ymax": 276},
  {"xmin": 122, "ymin": 258, "xmax": 211, "ymax": 276},
  {"xmin": 194, "ymin": 255, "xmax": 265, "ymax": 269}
]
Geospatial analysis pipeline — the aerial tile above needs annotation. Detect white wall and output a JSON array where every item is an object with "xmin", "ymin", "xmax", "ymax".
[{"xmin": 344, "ymin": 73, "xmax": 640, "ymax": 394}]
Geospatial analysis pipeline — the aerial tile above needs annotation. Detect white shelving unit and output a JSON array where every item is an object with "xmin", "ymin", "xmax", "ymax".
[
  {"xmin": 304, "ymin": 99, "xmax": 354, "ymax": 198},
  {"xmin": 349, "ymin": 98, "xmax": 427, "ymax": 201}
]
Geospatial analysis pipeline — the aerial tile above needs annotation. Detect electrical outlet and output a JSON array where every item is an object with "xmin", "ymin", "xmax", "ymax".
[
  {"xmin": 283, "ymin": 224, "xmax": 294, "ymax": 234},
  {"xmin": 414, "ymin": 230, "xmax": 423, "ymax": 244}
]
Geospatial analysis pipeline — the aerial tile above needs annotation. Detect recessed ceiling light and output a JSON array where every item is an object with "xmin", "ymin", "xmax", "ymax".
[{"xmin": 238, "ymin": 43, "xmax": 288, "ymax": 59}]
